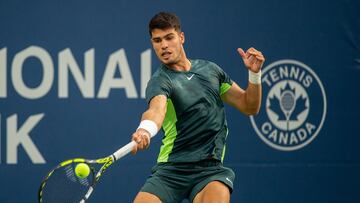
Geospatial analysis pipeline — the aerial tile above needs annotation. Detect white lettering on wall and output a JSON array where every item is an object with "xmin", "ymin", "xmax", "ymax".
[
  {"xmin": 7, "ymin": 114, "xmax": 45, "ymax": 164},
  {"xmin": 12, "ymin": 46, "xmax": 54, "ymax": 99},
  {"xmin": 59, "ymin": 48, "xmax": 95, "ymax": 98},
  {"xmin": 97, "ymin": 48, "xmax": 138, "ymax": 98}
]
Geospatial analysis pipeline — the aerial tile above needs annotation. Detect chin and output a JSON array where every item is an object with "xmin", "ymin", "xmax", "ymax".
[{"xmin": 162, "ymin": 59, "xmax": 175, "ymax": 66}]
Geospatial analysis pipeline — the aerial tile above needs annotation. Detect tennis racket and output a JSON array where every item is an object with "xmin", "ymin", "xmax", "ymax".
[{"xmin": 38, "ymin": 140, "xmax": 138, "ymax": 203}]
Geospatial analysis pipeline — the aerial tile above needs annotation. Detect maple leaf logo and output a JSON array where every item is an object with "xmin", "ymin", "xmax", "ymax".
[
  {"xmin": 268, "ymin": 82, "xmax": 308, "ymax": 122},
  {"xmin": 290, "ymin": 96, "xmax": 307, "ymax": 120},
  {"xmin": 269, "ymin": 95, "xmax": 286, "ymax": 120}
]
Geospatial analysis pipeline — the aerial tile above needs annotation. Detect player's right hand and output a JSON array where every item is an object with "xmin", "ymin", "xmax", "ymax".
[{"xmin": 131, "ymin": 128, "xmax": 151, "ymax": 154}]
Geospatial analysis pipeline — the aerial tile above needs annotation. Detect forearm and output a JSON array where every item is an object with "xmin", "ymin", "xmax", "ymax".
[
  {"xmin": 140, "ymin": 95, "xmax": 167, "ymax": 130},
  {"xmin": 244, "ymin": 83, "xmax": 262, "ymax": 115},
  {"xmin": 141, "ymin": 107, "xmax": 165, "ymax": 130},
  {"xmin": 131, "ymin": 95, "xmax": 167, "ymax": 154}
]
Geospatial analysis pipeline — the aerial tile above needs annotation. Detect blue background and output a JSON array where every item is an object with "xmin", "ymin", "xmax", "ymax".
[{"xmin": 0, "ymin": 0, "xmax": 359, "ymax": 202}]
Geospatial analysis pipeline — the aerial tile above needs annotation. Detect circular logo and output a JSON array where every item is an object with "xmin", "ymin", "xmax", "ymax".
[{"xmin": 250, "ymin": 59, "xmax": 327, "ymax": 151}]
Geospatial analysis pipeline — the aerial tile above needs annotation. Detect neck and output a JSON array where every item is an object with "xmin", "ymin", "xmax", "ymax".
[
  {"xmin": 166, "ymin": 48, "xmax": 191, "ymax": 72},
  {"xmin": 170, "ymin": 59, "xmax": 191, "ymax": 72}
]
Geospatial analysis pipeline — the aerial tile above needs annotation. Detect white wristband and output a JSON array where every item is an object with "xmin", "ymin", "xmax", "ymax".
[
  {"xmin": 249, "ymin": 70, "xmax": 262, "ymax": 84},
  {"xmin": 137, "ymin": 120, "xmax": 158, "ymax": 138}
]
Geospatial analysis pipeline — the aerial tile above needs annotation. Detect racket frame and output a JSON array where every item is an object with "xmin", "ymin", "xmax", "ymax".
[{"xmin": 38, "ymin": 140, "xmax": 137, "ymax": 203}]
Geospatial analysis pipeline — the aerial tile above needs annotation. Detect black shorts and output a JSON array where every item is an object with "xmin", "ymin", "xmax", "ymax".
[{"xmin": 140, "ymin": 160, "xmax": 235, "ymax": 203}]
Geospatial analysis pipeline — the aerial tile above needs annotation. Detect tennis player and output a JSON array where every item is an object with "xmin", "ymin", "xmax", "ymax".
[{"xmin": 131, "ymin": 12, "xmax": 264, "ymax": 203}]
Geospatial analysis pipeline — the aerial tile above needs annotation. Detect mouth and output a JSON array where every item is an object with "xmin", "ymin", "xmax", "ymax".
[{"xmin": 161, "ymin": 51, "xmax": 172, "ymax": 59}]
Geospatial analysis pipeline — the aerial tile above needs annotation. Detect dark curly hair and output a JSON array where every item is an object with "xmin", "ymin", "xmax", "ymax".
[{"xmin": 148, "ymin": 12, "xmax": 181, "ymax": 36}]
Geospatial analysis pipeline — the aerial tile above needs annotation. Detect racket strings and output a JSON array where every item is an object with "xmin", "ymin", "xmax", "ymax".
[
  {"xmin": 40, "ymin": 163, "xmax": 95, "ymax": 202},
  {"xmin": 65, "ymin": 165, "xmax": 77, "ymax": 183}
]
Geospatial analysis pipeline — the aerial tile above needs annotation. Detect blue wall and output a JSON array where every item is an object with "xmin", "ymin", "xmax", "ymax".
[{"xmin": 0, "ymin": 0, "xmax": 359, "ymax": 202}]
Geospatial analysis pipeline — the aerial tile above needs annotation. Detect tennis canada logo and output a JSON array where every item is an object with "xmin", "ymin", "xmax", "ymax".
[{"xmin": 250, "ymin": 59, "xmax": 327, "ymax": 151}]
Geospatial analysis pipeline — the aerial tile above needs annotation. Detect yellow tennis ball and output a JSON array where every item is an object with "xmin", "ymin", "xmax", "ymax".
[{"xmin": 75, "ymin": 163, "xmax": 90, "ymax": 179}]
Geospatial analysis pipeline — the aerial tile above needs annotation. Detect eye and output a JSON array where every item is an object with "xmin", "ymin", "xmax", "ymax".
[
  {"xmin": 165, "ymin": 35, "xmax": 174, "ymax": 41},
  {"xmin": 152, "ymin": 38, "xmax": 161, "ymax": 43}
]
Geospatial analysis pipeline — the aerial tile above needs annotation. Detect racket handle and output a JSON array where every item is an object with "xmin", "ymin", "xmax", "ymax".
[{"xmin": 113, "ymin": 140, "xmax": 136, "ymax": 160}]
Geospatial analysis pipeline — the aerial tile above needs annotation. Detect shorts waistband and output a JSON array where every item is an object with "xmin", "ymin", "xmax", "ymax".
[
  {"xmin": 195, "ymin": 159, "xmax": 222, "ymax": 167},
  {"xmin": 158, "ymin": 159, "xmax": 222, "ymax": 167}
]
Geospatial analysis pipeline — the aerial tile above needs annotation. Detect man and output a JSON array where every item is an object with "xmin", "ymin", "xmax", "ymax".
[{"xmin": 131, "ymin": 12, "xmax": 264, "ymax": 203}]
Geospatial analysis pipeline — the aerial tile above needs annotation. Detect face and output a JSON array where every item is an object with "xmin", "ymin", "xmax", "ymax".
[{"xmin": 151, "ymin": 28, "xmax": 185, "ymax": 66}]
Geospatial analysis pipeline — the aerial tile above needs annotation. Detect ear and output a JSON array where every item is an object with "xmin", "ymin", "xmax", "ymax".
[{"xmin": 179, "ymin": 32, "xmax": 185, "ymax": 44}]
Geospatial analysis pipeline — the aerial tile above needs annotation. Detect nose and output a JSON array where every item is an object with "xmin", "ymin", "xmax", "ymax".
[{"xmin": 161, "ymin": 40, "xmax": 168, "ymax": 50}]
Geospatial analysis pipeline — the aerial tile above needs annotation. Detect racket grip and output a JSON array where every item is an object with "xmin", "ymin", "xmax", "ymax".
[{"xmin": 113, "ymin": 141, "xmax": 136, "ymax": 160}]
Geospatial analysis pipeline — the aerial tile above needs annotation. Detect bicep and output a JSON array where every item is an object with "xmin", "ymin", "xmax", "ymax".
[
  {"xmin": 148, "ymin": 95, "xmax": 167, "ymax": 113},
  {"xmin": 221, "ymin": 82, "xmax": 248, "ymax": 113}
]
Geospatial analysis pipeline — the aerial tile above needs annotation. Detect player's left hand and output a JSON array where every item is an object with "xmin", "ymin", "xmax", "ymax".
[{"xmin": 237, "ymin": 47, "xmax": 265, "ymax": 73}]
